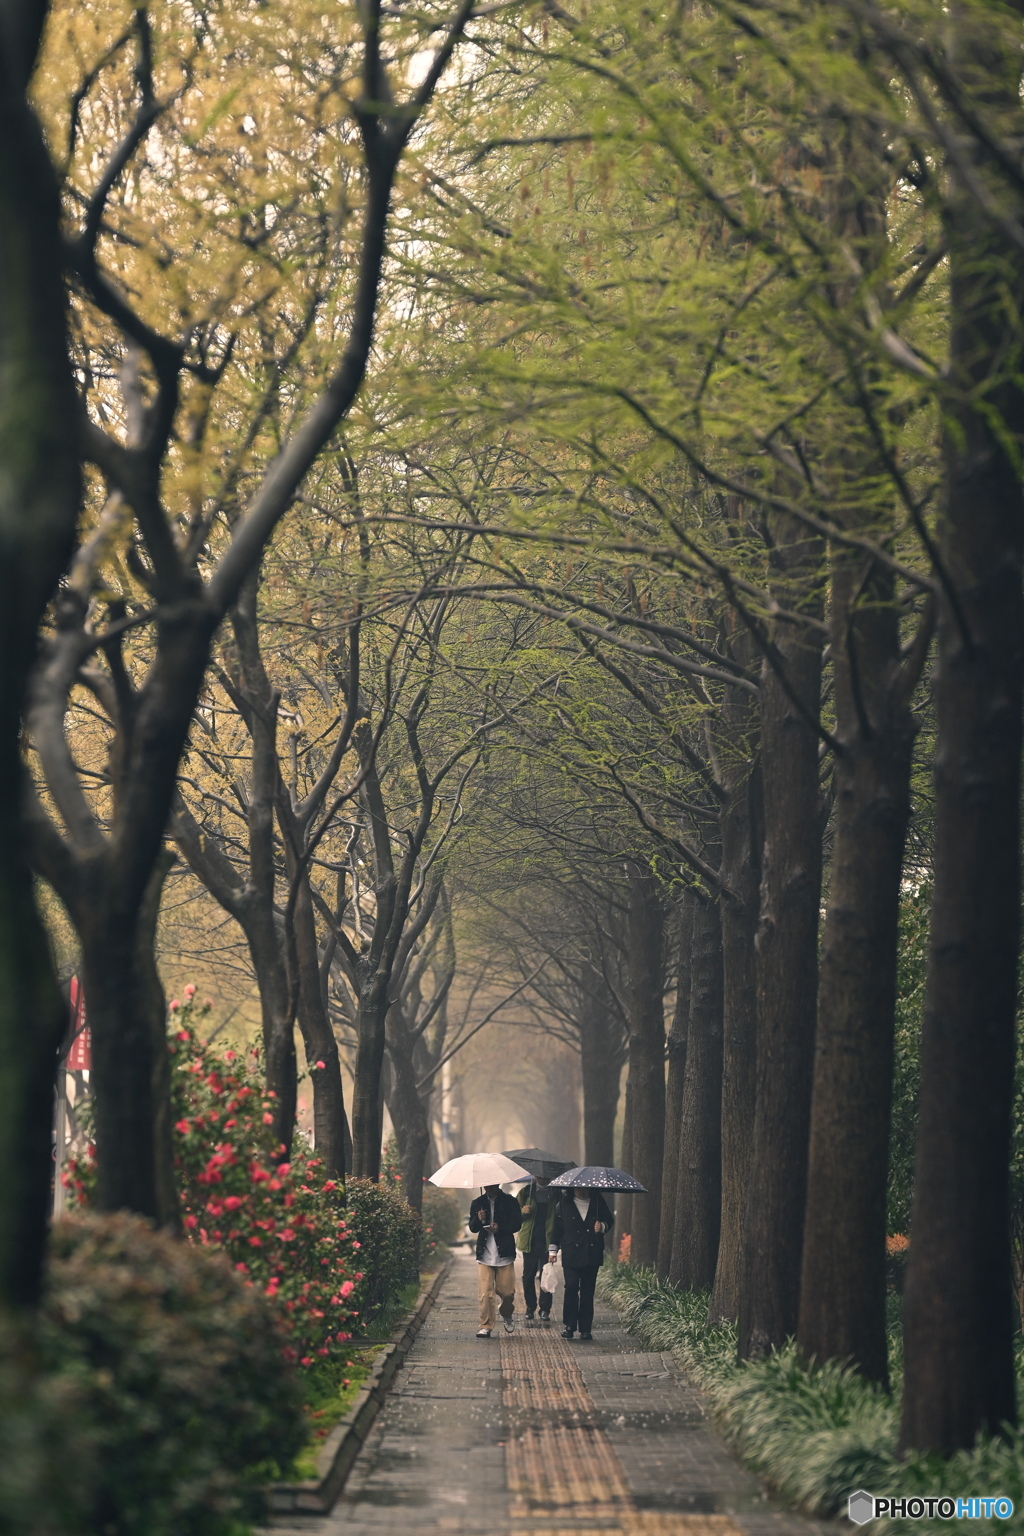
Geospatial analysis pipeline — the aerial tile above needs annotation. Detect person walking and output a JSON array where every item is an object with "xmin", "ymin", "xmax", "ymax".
[
  {"xmin": 549, "ymin": 1185, "xmax": 614, "ymax": 1341},
  {"xmin": 469, "ymin": 1183, "xmax": 522, "ymax": 1337},
  {"xmin": 516, "ymin": 1176, "xmax": 558, "ymax": 1321}
]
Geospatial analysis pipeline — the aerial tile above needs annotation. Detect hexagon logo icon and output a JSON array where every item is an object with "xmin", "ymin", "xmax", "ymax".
[{"xmin": 848, "ymin": 1490, "xmax": 875, "ymax": 1525}]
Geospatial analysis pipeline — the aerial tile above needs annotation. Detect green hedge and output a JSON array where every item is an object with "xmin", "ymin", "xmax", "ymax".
[
  {"xmin": 344, "ymin": 1178, "xmax": 421, "ymax": 1324},
  {"xmin": 37, "ymin": 1213, "xmax": 305, "ymax": 1536},
  {"xmin": 421, "ymin": 1184, "xmax": 462, "ymax": 1255},
  {"xmin": 599, "ymin": 1265, "xmax": 1024, "ymax": 1534}
]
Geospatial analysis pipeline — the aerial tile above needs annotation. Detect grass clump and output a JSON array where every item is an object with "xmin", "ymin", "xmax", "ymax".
[{"xmin": 598, "ymin": 1265, "xmax": 1024, "ymax": 1533}]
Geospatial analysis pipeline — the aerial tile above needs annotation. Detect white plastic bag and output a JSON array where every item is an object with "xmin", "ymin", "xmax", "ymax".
[{"xmin": 540, "ymin": 1258, "xmax": 560, "ymax": 1294}]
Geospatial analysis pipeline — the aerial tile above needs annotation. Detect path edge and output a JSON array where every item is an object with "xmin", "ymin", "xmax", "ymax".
[{"xmin": 267, "ymin": 1254, "xmax": 452, "ymax": 1516}]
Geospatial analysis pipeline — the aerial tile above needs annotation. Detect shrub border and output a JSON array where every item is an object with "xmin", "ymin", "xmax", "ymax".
[{"xmin": 267, "ymin": 1256, "xmax": 451, "ymax": 1516}]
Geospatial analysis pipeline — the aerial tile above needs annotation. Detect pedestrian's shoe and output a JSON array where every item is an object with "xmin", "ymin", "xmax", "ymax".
[
  {"xmin": 476, "ymin": 1327, "xmax": 492, "ymax": 1338},
  {"xmin": 538, "ymin": 1310, "xmax": 550, "ymax": 1322},
  {"xmin": 579, "ymin": 1332, "xmax": 593, "ymax": 1341},
  {"xmin": 502, "ymin": 1315, "xmax": 515, "ymax": 1335},
  {"xmin": 525, "ymin": 1309, "xmax": 536, "ymax": 1321},
  {"xmin": 561, "ymin": 1326, "xmax": 574, "ymax": 1339}
]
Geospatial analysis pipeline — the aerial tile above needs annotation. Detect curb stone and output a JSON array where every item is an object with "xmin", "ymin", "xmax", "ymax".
[{"xmin": 267, "ymin": 1255, "xmax": 452, "ymax": 1516}]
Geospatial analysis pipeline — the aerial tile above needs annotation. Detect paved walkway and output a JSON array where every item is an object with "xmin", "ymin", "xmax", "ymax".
[{"xmin": 267, "ymin": 1251, "xmax": 829, "ymax": 1536}]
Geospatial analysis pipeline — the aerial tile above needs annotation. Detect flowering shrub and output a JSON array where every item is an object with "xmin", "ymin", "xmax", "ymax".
[
  {"xmin": 41, "ymin": 1212, "xmax": 305, "ymax": 1535},
  {"xmin": 68, "ymin": 1000, "xmax": 362, "ymax": 1369},
  {"xmin": 344, "ymin": 1178, "xmax": 422, "ymax": 1319},
  {"xmin": 171, "ymin": 1010, "xmax": 364, "ymax": 1365}
]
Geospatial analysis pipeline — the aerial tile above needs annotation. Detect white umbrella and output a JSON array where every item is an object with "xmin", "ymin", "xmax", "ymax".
[{"xmin": 428, "ymin": 1152, "xmax": 532, "ymax": 1188}]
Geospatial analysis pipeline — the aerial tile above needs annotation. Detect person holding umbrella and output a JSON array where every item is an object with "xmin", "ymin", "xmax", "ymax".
[
  {"xmin": 428, "ymin": 1152, "xmax": 533, "ymax": 1340},
  {"xmin": 517, "ymin": 1177, "xmax": 558, "ymax": 1321},
  {"xmin": 469, "ymin": 1183, "xmax": 523, "ymax": 1337},
  {"xmin": 547, "ymin": 1165, "xmax": 644, "ymax": 1341},
  {"xmin": 548, "ymin": 1186, "xmax": 614, "ymax": 1340},
  {"xmin": 504, "ymin": 1147, "xmax": 577, "ymax": 1324}
]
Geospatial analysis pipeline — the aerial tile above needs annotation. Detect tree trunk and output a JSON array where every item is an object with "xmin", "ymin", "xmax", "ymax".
[
  {"xmin": 624, "ymin": 861, "xmax": 666, "ymax": 1269},
  {"xmin": 0, "ymin": 797, "xmax": 69, "ymax": 1307},
  {"xmin": 710, "ymin": 647, "xmax": 762, "ymax": 1322},
  {"xmin": 739, "ymin": 518, "xmax": 825, "ymax": 1358},
  {"xmin": 798, "ymin": 549, "xmax": 917, "ymax": 1384},
  {"xmin": 78, "ymin": 853, "xmax": 178, "ymax": 1225},
  {"xmin": 385, "ymin": 1006, "xmax": 432, "ymax": 1212},
  {"xmin": 294, "ymin": 879, "xmax": 350, "ymax": 1179},
  {"xmin": 244, "ymin": 913, "xmax": 297, "ymax": 1159},
  {"xmin": 579, "ymin": 958, "xmax": 625, "ymax": 1166},
  {"xmin": 618, "ymin": 1075, "xmax": 634, "ymax": 1251},
  {"xmin": 0, "ymin": 17, "xmax": 82, "ymax": 1310},
  {"xmin": 671, "ymin": 895, "xmax": 724, "ymax": 1290},
  {"xmin": 658, "ymin": 896, "xmax": 694, "ymax": 1278},
  {"xmin": 899, "ymin": 73, "xmax": 1024, "ymax": 1449},
  {"xmin": 352, "ymin": 978, "xmax": 388, "ymax": 1178}
]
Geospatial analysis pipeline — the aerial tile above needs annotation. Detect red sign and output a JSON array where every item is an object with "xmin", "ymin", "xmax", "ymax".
[{"xmin": 66, "ymin": 976, "xmax": 91, "ymax": 1072}]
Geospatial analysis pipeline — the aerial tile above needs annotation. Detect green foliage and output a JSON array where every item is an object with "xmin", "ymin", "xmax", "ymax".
[
  {"xmin": 0, "ymin": 1319, "xmax": 95, "ymax": 1535},
  {"xmin": 600, "ymin": 1266, "xmax": 1024, "ymax": 1532},
  {"xmin": 888, "ymin": 885, "xmax": 931, "ymax": 1234},
  {"xmin": 421, "ymin": 1184, "xmax": 462, "ymax": 1253},
  {"xmin": 343, "ymin": 1179, "xmax": 421, "ymax": 1324},
  {"xmin": 40, "ymin": 1212, "xmax": 305, "ymax": 1536}
]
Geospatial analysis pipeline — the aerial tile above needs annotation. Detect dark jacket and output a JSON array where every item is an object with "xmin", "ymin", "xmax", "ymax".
[
  {"xmin": 516, "ymin": 1183, "xmax": 558, "ymax": 1254},
  {"xmin": 550, "ymin": 1191, "xmax": 615, "ymax": 1269},
  {"xmin": 468, "ymin": 1190, "xmax": 523, "ymax": 1263}
]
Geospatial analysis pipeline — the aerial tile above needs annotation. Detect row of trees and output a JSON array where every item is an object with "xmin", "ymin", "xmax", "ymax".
[{"xmin": 2, "ymin": 0, "xmax": 1023, "ymax": 1481}]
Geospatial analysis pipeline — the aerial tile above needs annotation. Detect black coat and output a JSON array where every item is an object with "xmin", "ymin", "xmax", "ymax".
[
  {"xmin": 550, "ymin": 1191, "xmax": 615, "ymax": 1269},
  {"xmin": 468, "ymin": 1190, "xmax": 523, "ymax": 1263}
]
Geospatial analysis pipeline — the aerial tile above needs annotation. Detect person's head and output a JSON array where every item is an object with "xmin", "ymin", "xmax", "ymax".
[
  {"xmin": 483, "ymin": 1183, "xmax": 499, "ymax": 1196},
  {"xmin": 574, "ymin": 1187, "xmax": 592, "ymax": 1201},
  {"xmin": 536, "ymin": 1176, "xmax": 550, "ymax": 1187}
]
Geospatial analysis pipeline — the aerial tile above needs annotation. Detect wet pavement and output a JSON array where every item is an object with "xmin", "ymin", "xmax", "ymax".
[{"xmin": 266, "ymin": 1250, "xmax": 830, "ymax": 1536}]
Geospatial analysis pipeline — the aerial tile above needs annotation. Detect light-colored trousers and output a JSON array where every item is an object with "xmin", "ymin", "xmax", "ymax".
[{"xmin": 477, "ymin": 1261, "xmax": 516, "ymax": 1328}]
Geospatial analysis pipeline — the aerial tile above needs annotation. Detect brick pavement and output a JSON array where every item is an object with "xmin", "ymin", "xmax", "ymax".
[{"xmin": 265, "ymin": 1250, "xmax": 832, "ymax": 1536}]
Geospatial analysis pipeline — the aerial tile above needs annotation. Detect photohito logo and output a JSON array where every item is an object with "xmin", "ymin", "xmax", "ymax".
[{"xmin": 848, "ymin": 1491, "xmax": 1015, "ymax": 1523}]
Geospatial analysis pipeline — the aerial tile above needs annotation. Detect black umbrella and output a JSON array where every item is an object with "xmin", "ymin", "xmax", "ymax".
[
  {"xmin": 502, "ymin": 1147, "xmax": 578, "ymax": 1180},
  {"xmin": 549, "ymin": 1164, "xmax": 648, "ymax": 1193}
]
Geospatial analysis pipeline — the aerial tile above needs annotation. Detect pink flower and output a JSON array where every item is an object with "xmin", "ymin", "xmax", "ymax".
[
  {"xmin": 322, "ymin": 1180, "xmax": 338, "ymax": 1192},
  {"xmin": 315, "ymin": 1060, "xmax": 326, "ymax": 1070},
  {"xmin": 262, "ymin": 1113, "xmax": 274, "ymax": 1126},
  {"xmin": 174, "ymin": 1120, "xmax": 191, "ymax": 1135},
  {"xmin": 184, "ymin": 983, "xmax": 196, "ymax": 1001},
  {"xmin": 169, "ymin": 999, "xmax": 181, "ymax": 1012},
  {"xmin": 224, "ymin": 1050, "xmax": 236, "ymax": 1062},
  {"xmin": 339, "ymin": 1280, "xmax": 355, "ymax": 1299},
  {"xmin": 184, "ymin": 1214, "xmax": 198, "ymax": 1230},
  {"xmin": 176, "ymin": 1030, "xmax": 190, "ymax": 1042},
  {"xmin": 223, "ymin": 1195, "xmax": 243, "ymax": 1212},
  {"xmin": 248, "ymin": 1236, "xmax": 263, "ymax": 1248}
]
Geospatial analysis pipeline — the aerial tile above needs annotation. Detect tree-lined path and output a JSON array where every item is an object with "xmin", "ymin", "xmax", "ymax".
[{"xmin": 267, "ymin": 1252, "xmax": 828, "ymax": 1536}]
